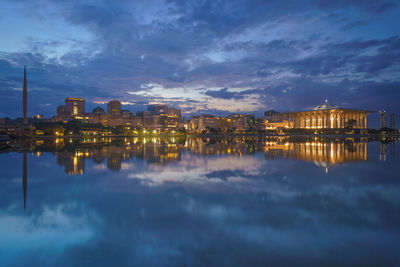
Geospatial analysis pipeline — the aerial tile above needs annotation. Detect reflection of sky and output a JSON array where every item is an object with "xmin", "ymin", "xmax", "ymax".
[{"xmin": 0, "ymin": 141, "xmax": 400, "ymax": 266}]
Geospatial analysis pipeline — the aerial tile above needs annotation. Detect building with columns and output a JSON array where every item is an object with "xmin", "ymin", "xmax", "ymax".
[{"xmin": 286, "ymin": 100, "xmax": 372, "ymax": 129}]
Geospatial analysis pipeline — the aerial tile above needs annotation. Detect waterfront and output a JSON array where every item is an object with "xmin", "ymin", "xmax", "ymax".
[{"xmin": 1, "ymin": 137, "xmax": 399, "ymax": 266}]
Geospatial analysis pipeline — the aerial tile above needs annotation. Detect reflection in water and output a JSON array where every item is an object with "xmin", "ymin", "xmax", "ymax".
[
  {"xmin": 24, "ymin": 137, "xmax": 379, "ymax": 175},
  {"xmin": 2, "ymin": 137, "xmax": 399, "ymax": 266},
  {"xmin": 48, "ymin": 138, "xmax": 367, "ymax": 174},
  {"xmin": 265, "ymin": 141, "xmax": 368, "ymax": 173},
  {"xmin": 22, "ymin": 151, "xmax": 27, "ymax": 210},
  {"xmin": 380, "ymin": 143, "xmax": 387, "ymax": 161}
]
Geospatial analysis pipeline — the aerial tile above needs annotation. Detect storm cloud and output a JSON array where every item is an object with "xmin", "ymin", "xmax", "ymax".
[{"xmin": 0, "ymin": 0, "xmax": 399, "ymax": 126}]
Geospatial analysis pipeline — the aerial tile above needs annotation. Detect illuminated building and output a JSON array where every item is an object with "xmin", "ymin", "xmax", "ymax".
[
  {"xmin": 147, "ymin": 104, "xmax": 181, "ymax": 128},
  {"xmin": 32, "ymin": 114, "xmax": 43, "ymax": 119},
  {"xmin": 228, "ymin": 114, "xmax": 252, "ymax": 130},
  {"xmin": 287, "ymin": 100, "xmax": 372, "ymax": 129},
  {"xmin": 380, "ymin": 110, "xmax": 387, "ymax": 128},
  {"xmin": 143, "ymin": 114, "xmax": 162, "ymax": 128},
  {"xmin": 189, "ymin": 114, "xmax": 254, "ymax": 132},
  {"xmin": 65, "ymin": 97, "xmax": 85, "ymax": 115},
  {"xmin": 107, "ymin": 100, "xmax": 122, "ymax": 115},
  {"xmin": 265, "ymin": 121, "xmax": 289, "ymax": 130}
]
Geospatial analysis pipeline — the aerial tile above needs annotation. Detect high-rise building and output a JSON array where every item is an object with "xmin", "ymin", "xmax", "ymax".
[
  {"xmin": 148, "ymin": 104, "xmax": 181, "ymax": 117},
  {"xmin": 107, "ymin": 100, "xmax": 121, "ymax": 115},
  {"xmin": 147, "ymin": 104, "xmax": 181, "ymax": 128},
  {"xmin": 65, "ymin": 98, "xmax": 85, "ymax": 115},
  {"xmin": 23, "ymin": 66, "xmax": 28, "ymax": 125},
  {"xmin": 380, "ymin": 110, "xmax": 387, "ymax": 128},
  {"xmin": 390, "ymin": 113, "xmax": 395, "ymax": 129},
  {"xmin": 93, "ymin": 107, "xmax": 105, "ymax": 115},
  {"xmin": 57, "ymin": 105, "xmax": 67, "ymax": 116}
]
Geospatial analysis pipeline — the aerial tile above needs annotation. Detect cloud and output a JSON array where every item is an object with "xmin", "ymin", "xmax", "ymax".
[
  {"xmin": 204, "ymin": 88, "xmax": 243, "ymax": 100},
  {"xmin": 0, "ymin": 0, "xmax": 399, "ymax": 126}
]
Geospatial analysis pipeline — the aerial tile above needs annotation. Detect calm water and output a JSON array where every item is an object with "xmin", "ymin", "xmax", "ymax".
[{"xmin": 0, "ymin": 137, "xmax": 399, "ymax": 266}]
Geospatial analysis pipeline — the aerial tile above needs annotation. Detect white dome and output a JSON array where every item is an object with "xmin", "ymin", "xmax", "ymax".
[{"xmin": 314, "ymin": 99, "xmax": 338, "ymax": 110}]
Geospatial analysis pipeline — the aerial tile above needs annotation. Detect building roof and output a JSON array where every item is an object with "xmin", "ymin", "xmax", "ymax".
[
  {"xmin": 66, "ymin": 97, "xmax": 84, "ymax": 101},
  {"xmin": 314, "ymin": 99, "xmax": 338, "ymax": 110}
]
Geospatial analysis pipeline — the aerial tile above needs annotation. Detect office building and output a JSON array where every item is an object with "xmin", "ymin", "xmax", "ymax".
[
  {"xmin": 65, "ymin": 97, "xmax": 85, "ymax": 115},
  {"xmin": 380, "ymin": 110, "xmax": 387, "ymax": 128},
  {"xmin": 107, "ymin": 100, "xmax": 122, "ymax": 115}
]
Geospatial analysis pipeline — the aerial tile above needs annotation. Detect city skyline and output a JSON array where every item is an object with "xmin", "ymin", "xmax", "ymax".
[{"xmin": 0, "ymin": 0, "xmax": 399, "ymax": 129}]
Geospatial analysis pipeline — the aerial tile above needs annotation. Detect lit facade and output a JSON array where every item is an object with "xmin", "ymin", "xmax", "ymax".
[
  {"xmin": 189, "ymin": 114, "xmax": 253, "ymax": 132},
  {"xmin": 287, "ymin": 101, "xmax": 372, "ymax": 129},
  {"xmin": 147, "ymin": 104, "xmax": 181, "ymax": 128},
  {"xmin": 380, "ymin": 110, "xmax": 387, "ymax": 128},
  {"xmin": 65, "ymin": 97, "xmax": 85, "ymax": 115},
  {"xmin": 107, "ymin": 100, "xmax": 122, "ymax": 115}
]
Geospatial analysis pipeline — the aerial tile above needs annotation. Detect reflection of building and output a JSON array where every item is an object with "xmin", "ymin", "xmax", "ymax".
[
  {"xmin": 287, "ymin": 100, "xmax": 372, "ymax": 129},
  {"xmin": 187, "ymin": 138, "xmax": 249, "ymax": 155},
  {"xmin": 50, "ymin": 137, "xmax": 372, "ymax": 175},
  {"xmin": 380, "ymin": 143, "xmax": 387, "ymax": 161},
  {"xmin": 56, "ymin": 150, "xmax": 85, "ymax": 174},
  {"xmin": 264, "ymin": 140, "xmax": 368, "ymax": 172}
]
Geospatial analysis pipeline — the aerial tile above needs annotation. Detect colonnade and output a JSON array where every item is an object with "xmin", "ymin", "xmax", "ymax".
[{"xmin": 288, "ymin": 110, "xmax": 369, "ymax": 129}]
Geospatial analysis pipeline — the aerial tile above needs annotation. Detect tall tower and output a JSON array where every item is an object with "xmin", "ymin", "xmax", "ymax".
[
  {"xmin": 23, "ymin": 66, "xmax": 28, "ymax": 125},
  {"xmin": 380, "ymin": 110, "xmax": 387, "ymax": 128},
  {"xmin": 390, "ymin": 113, "xmax": 395, "ymax": 129}
]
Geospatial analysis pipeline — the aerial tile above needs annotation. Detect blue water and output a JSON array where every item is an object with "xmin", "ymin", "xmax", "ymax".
[{"xmin": 0, "ymin": 137, "xmax": 399, "ymax": 266}]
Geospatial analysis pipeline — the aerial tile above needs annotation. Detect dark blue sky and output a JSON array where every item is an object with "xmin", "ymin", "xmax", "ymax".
[{"xmin": 0, "ymin": 0, "xmax": 399, "ymax": 126}]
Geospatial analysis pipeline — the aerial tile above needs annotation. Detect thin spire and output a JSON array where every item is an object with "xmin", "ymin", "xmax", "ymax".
[{"xmin": 23, "ymin": 66, "xmax": 28, "ymax": 125}]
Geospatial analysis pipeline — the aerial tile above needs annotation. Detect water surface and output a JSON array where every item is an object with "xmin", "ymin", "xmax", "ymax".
[{"xmin": 1, "ymin": 137, "xmax": 399, "ymax": 266}]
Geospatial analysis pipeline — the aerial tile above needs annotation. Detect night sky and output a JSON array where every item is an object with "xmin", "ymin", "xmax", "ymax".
[{"xmin": 0, "ymin": 0, "xmax": 399, "ymax": 127}]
